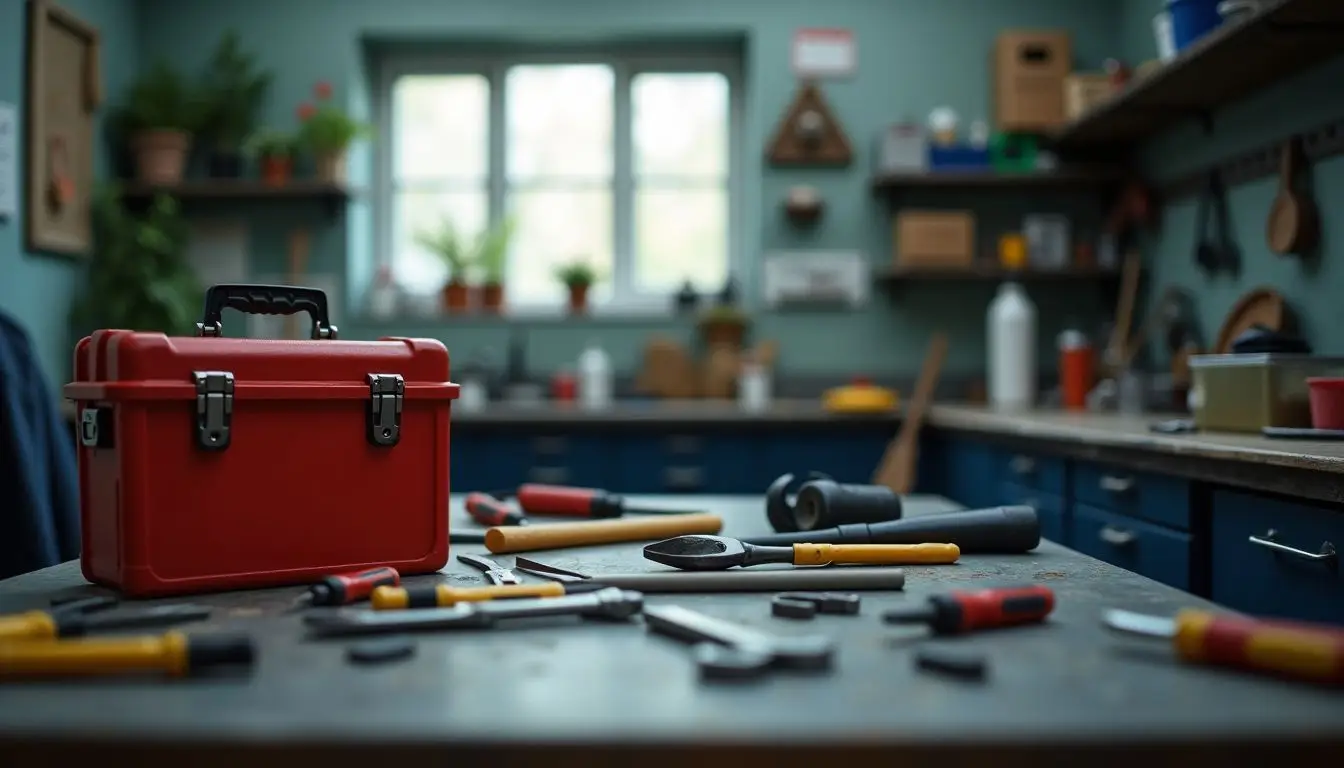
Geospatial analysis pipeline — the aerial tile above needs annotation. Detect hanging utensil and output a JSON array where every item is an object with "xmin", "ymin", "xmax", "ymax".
[
  {"xmin": 1194, "ymin": 170, "xmax": 1238, "ymax": 275},
  {"xmin": 1266, "ymin": 137, "xmax": 1319, "ymax": 256}
]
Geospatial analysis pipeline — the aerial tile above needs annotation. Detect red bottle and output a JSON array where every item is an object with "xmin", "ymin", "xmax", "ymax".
[{"xmin": 1059, "ymin": 330, "xmax": 1094, "ymax": 411}]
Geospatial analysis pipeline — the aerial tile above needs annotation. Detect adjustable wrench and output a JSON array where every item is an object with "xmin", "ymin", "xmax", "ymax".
[{"xmin": 643, "ymin": 604, "xmax": 835, "ymax": 680}]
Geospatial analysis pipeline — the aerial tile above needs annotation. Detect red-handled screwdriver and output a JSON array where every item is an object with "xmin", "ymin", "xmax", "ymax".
[
  {"xmin": 288, "ymin": 567, "xmax": 401, "ymax": 611},
  {"xmin": 465, "ymin": 492, "xmax": 528, "ymax": 527},
  {"xmin": 515, "ymin": 484, "xmax": 698, "ymax": 518},
  {"xmin": 882, "ymin": 585, "xmax": 1055, "ymax": 634}
]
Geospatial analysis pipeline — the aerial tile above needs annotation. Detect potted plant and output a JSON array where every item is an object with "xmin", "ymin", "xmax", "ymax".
[
  {"xmin": 245, "ymin": 129, "xmax": 297, "ymax": 186},
  {"xmin": 201, "ymin": 31, "xmax": 273, "ymax": 178},
  {"xmin": 416, "ymin": 216, "xmax": 471, "ymax": 314},
  {"xmin": 698, "ymin": 305, "xmax": 749, "ymax": 348},
  {"xmin": 296, "ymin": 81, "xmax": 369, "ymax": 183},
  {"xmin": 473, "ymin": 215, "xmax": 517, "ymax": 314},
  {"xmin": 119, "ymin": 60, "xmax": 202, "ymax": 185},
  {"xmin": 555, "ymin": 259, "xmax": 598, "ymax": 314}
]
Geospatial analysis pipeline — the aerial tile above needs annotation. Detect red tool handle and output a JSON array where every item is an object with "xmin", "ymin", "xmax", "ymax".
[
  {"xmin": 1174, "ymin": 610, "xmax": 1344, "ymax": 686},
  {"xmin": 309, "ymin": 567, "xmax": 401, "ymax": 606},
  {"xmin": 465, "ymin": 492, "xmax": 527, "ymax": 527},
  {"xmin": 934, "ymin": 585, "xmax": 1055, "ymax": 633},
  {"xmin": 516, "ymin": 484, "xmax": 607, "ymax": 517}
]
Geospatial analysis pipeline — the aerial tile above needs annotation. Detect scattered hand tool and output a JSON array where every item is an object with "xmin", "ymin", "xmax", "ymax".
[
  {"xmin": 0, "ymin": 603, "xmax": 213, "ymax": 642},
  {"xmin": 513, "ymin": 556, "xmax": 907, "ymax": 592},
  {"xmin": 303, "ymin": 588, "xmax": 644, "ymax": 637},
  {"xmin": 775, "ymin": 592, "xmax": 861, "ymax": 615},
  {"xmin": 882, "ymin": 585, "xmax": 1055, "ymax": 635},
  {"xmin": 1102, "ymin": 608, "xmax": 1344, "ymax": 686},
  {"xmin": 643, "ymin": 604, "xmax": 835, "ymax": 681},
  {"xmin": 483, "ymin": 512, "xmax": 723, "ymax": 554},
  {"xmin": 0, "ymin": 631, "xmax": 254, "ymax": 679},
  {"xmin": 644, "ymin": 535, "xmax": 958, "ymax": 572},
  {"xmin": 514, "ymin": 483, "xmax": 702, "ymax": 518},
  {"xmin": 449, "ymin": 531, "xmax": 487, "ymax": 545},
  {"xmin": 771, "ymin": 596, "xmax": 818, "ymax": 619},
  {"xmin": 915, "ymin": 646, "xmax": 989, "ymax": 681},
  {"xmin": 49, "ymin": 595, "xmax": 118, "ymax": 614},
  {"xmin": 765, "ymin": 472, "xmax": 902, "ymax": 533},
  {"xmin": 464, "ymin": 492, "xmax": 527, "ymax": 527},
  {"xmin": 742, "ymin": 505, "xmax": 1040, "ymax": 554},
  {"xmin": 371, "ymin": 580, "xmax": 610, "ymax": 610},
  {"xmin": 346, "ymin": 638, "xmax": 417, "ymax": 665},
  {"xmin": 287, "ymin": 567, "xmax": 401, "ymax": 611},
  {"xmin": 457, "ymin": 553, "xmax": 520, "ymax": 585}
]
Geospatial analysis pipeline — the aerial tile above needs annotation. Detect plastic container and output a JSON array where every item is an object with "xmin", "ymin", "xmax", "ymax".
[
  {"xmin": 1166, "ymin": 0, "xmax": 1223, "ymax": 52},
  {"xmin": 738, "ymin": 360, "xmax": 772, "ymax": 413},
  {"xmin": 987, "ymin": 282, "xmax": 1037, "ymax": 410},
  {"xmin": 1189, "ymin": 354, "xmax": 1344, "ymax": 432},
  {"xmin": 577, "ymin": 340, "xmax": 612, "ymax": 411},
  {"xmin": 1058, "ymin": 329, "xmax": 1094, "ymax": 411},
  {"xmin": 1308, "ymin": 377, "xmax": 1344, "ymax": 430}
]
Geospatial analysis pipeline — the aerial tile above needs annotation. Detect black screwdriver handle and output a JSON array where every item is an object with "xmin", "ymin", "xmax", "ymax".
[{"xmin": 742, "ymin": 505, "xmax": 1040, "ymax": 554}]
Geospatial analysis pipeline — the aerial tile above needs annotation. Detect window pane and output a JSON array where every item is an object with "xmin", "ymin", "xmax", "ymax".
[
  {"xmin": 507, "ymin": 189, "xmax": 613, "ymax": 305},
  {"xmin": 633, "ymin": 72, "xmax": 728, "ymax": 178},
  {"xmin": 634, "ymin": 186, "xmax": 727, "ymax": 292},
  {"xmin": 506, "ymin": 65, "xmax": 613, "ymax": 180},
  {"xmin": 392, "ymin": 74, "xmax": 489, "ymax": 181},
  {"xmin": 393, "ymin": 190, "xmax": 489, "ymax": 291}
]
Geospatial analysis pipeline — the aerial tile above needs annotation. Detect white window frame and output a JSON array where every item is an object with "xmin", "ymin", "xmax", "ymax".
[{"xmin": 374, "ymin": 46, "xmax": 744, "ymax": 314}]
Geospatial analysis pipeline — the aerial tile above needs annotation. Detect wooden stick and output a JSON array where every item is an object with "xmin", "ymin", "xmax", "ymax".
[
  {"xmin": 1107, "ymin": 250, "xmax": 1142, "ymax": 369},
  {"xmin": 484, "ymin": 514, "xmax": 723, "ymax": 554},
  {"xmin": 872, "ymin": 332, "xmax": 948, "ymax": 493},
  {"xmin": 284, "ymin": 228, "xmax": 311, "ymax": 339}
]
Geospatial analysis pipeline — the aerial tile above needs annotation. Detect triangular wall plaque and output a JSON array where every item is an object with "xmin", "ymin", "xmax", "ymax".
[{"xmin": 767, "ymin": 83, "xmax": 853, "ymax": 167}]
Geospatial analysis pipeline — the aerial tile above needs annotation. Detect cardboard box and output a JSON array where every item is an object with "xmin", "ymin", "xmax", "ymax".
[
  {"xmin": 994, "ymin": 31, "xmax": 1072, "ymax": 131},
  {"xmin": 894, "ymin": 211, "xmax": 976, "ymax": 269},
  {"xmin": 1064, "ymin": 73, "xmax": 1119, "ymax": 121}
]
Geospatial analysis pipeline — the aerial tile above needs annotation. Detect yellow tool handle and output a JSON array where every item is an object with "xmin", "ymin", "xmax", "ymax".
[
  {"xmin": 1173, "ymin": 609, "xmax": 1344, "ymax": 685},
  {"xmin": 371, "ymin": 582, "xmax": 567, "ymax": 610},
  {"xmin": 485, "ymin": 513, "xmax": 723, "ymax": 554},
  {"xmin": 0, "ymin": 632, "xmax": 190, "ymax": 678},
  {"xmin": 792, "ymin": 542, "xmax": 960, "ymax": 566},
  {"xmin": 0, "ymin": 611, "xmax": 59, "ymax": 642}
]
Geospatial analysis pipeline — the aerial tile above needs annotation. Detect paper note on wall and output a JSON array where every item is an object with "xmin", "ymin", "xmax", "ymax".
[{"xmin": 792, "ymin": 29, "xmax": 856, "ymax": 78}]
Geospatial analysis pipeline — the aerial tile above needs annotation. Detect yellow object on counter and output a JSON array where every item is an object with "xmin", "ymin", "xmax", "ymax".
[
  {"xmin": 998, "ymin": 233, "xmax": 1028, "ymax": 269},
  {"xmin": 822, "ymin": 378, "xmax": 900, "ymax": 413}
]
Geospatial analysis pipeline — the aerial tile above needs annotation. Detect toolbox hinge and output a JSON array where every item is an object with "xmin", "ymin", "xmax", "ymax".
[
  {"xmin": 366, "ymin": 373, "xmax": 404, "ymax": 447},
  {"xmin": 193, "ymin": 371, "xmax": 235, "ymax": 451}
]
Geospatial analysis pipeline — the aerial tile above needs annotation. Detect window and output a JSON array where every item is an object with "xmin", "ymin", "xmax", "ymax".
[{"xmin": 382, "ymin": 51, "xmax": 737, "ymax": 310}]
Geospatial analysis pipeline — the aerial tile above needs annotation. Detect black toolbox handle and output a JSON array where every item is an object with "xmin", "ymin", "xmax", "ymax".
[{"xmin": 196, "ymin": 284, "xmax": 338, "ymax": 340}]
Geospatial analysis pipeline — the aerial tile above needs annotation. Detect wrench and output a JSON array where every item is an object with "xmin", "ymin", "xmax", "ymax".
[
  {"xmin": 643, "ymin": 604, "xmax": 835, "ymax": 680},
  {"xmin": 304, "ymin": 587, "xmax": 643, "ymax": 636}
]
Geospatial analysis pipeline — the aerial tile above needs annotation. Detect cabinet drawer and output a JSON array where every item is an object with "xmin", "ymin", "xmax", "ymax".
[
  {"xmin": 998, "ymin": 452, "xmax": 1067, "ymax": 496},
  {"xmin": 1210, "ymin": 490, "xmax": 1344, "ymax": 625},
  {"xmin": 1071, "ymin": 462, "xmax": 1191, "ymax": 530},
  {"xmin": 616, "ymin": 435, "xmax": 760, "ymax": 494},
  {"xmin": 451, "ymin": 434, "xmax": 523, "ymax": 493},
  {"xmin": 1071, "ymin": 503, "xmax": 1192, "ymax": 591},
  {"xmin": 939, "ymin": 440, "xmax": 1003, "ymax": 509},
  {"xmin": 761, "ymin": 432, "xmax": 893, "ymax": 486},
  {"xmin": 1001, "ymin": 483, "xmax": 1066, "ymax": 545},
  {"xmin": 524, "ymin": 435, "xmax": 611, "ymax": 488}
]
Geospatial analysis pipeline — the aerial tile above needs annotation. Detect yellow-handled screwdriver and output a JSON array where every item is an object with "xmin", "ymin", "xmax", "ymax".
[
  {"xmin": 0, "ymin": 604, "xmax": 212, "ymax": 642},
  {"xmin": 0, "ymin": 632, "xmax": 254, "ymax": 679},
  {"xmin": 371, "ymin": 581, "xmax": 610, "ymax": 610}
]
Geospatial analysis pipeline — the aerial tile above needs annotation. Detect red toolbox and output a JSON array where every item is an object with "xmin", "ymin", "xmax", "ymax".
[{"xmin": 64, "ymin": 285, "xmax": 459, "ymax": 597}]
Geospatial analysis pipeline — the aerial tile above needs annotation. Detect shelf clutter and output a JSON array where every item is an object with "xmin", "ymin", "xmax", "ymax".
[
  {"xmin": 875, "ymin": 264, "xmax": 1123, "ymax": 286},
  {"xmin": 119, "ymin": 179, "xmax": 352, "ymax": 203}
]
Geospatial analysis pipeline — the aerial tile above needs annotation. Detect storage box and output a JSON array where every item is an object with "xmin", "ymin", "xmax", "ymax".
[
  {"xmin": 1189, "ymin": 354, "xmax": 1344, "ymax": 433},
  {"xmin": 1064, "ymin": 73, "xmax": 1119, "ymax": 120},
  {"xmin": 929, "ymin": 145, "xmax": 991, "ymax": 172},
  {"xmin": 875, "ymin": 122, "xmax": 928, "ymax": 174},
  {"xmin": 65, "ymin": 285, "xmax": 460, "ymax": 596},
  {"xmin": 994, "ymin": 31, "xmax": 1072, "ymax": 131},
  {"xmin": 894, "ymin": 211, "xmax": 976, "ymax": 269}
]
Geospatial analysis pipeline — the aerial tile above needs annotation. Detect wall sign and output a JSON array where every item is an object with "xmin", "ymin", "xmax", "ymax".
[{"xmin": 792, "ymin": 28, "xmax": 856, "ymax": 79}]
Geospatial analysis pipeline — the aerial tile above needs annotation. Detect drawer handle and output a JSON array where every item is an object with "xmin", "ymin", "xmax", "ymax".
[
  {"xmin": 1098, "ymin": 475, "xmax": 1135, "ymax": 494},
  {"xmin": 528, "ymin": 466, "xmax": 569, "ymax": 485},
  {"xmin": 531, "ymin": 437, "xmax": 568, "ymax": 455},
  {"xmin": 663, "ymin": 466, "xmax": 705, "ymax": 491},
  {"xmin": 1099, "ymin": 526, "xmax": 1136, "ymax": 546},
  {"xmin": 1249, "ymin": 530, "xmax": 1338, "ymax": 566},
  {"xmin": 1010, "ymin": 456, "xmax": 1036, "ymax": 475}
]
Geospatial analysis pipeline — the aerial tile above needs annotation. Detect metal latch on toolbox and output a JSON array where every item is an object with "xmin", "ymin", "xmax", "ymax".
[
  {"xmin": 193, "ymin": 371, "xmax": 235, "ymax": 451},
  {"xmin": 367, "ymin": 373, "xmax": 404, "ymax": 447},
  {"xmin": 79, "ymin": 407, "xmax": 114, "ymax": 449}
]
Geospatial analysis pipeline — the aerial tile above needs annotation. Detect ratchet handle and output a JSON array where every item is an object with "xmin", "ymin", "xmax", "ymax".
[
  {"xmin": 1173, "ymin": 609, "xmax": 1344, "ymax": 685},
  {"xmin": 793, "ymin": 542, "xmax": 960, "ymax": 566},
  {"xmin": 515, "ymin": 484, "xmax": 602, "ymax": 516},
  {"xmin": 465, "ymin": 492, "xmax": 527, "ymax": 527},
  {"xmin": 310, "ymin": 567, "xmax": 401, "ymax": 606}
]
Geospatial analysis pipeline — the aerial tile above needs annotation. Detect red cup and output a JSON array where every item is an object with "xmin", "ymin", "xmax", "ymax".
[
  {"xmin": 1059, "ymin": 330, "xmax": 1095, "ymax": 411},
  {"xmin": 1307, "ymin": 377, "xmax": 1344, "ymax": 429}
]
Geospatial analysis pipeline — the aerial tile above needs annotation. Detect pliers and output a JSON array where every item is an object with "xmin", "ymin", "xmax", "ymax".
[{"xmin": 457, "ymin": 553, "xmax": 521, "ymax": 586}]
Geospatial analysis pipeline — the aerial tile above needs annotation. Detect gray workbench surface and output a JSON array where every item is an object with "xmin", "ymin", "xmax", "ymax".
[{"xmin": 0, "ymin": 495, "xmax": 1341, "ymax": 761}]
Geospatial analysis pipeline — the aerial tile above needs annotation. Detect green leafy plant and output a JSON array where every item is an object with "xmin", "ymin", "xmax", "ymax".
[
  {"xmin": 119, "ymin": 60, "xmax": 204, "ymax": 134},
  {"xmin": 474, "ymin": 215, "xmax": 517, "ymax": 286},
  {"xmin": 415, "ymin": 216, "xmax": 471, "ymax": 284},
  {"xmin": 296, "ymin": 81, "xmax": 369, "ymax": 156},
  {"xmin": 70, "ymin": 186, "xmax": 204, "ymax": 336},
  {"xmin": 201, "ymin": 31, "xmax": 273, "ymax": 150},
  {"xmin": 555, "ymin": 259, "xmax": 599, "ymax": 288},
  {"xmin": 244, "ymin": 128, "xmax": 297, "ymax": 159}
]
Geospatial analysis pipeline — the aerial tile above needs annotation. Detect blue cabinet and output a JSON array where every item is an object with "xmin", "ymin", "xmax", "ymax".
[
  {"xmin": 1001, "ymin": 483, "xmax": 1067, "ymax": 545},
  {"xmin": 932, "ymin": 438, "xmax": 1003, "ymax": 509},
  {"xmin": 1071, "ymin": 503, "xmax": 1193, "ymax": 591},
  {"xmin": 1072, "ymin": 461, "xmax": 1191, "ymax": 530},
  {"xmin": 760, "ymin": 432, "xmax": 894, "ymax": 485},
  {"xmin": 615, "ymin": 433, "xmax": 762, "ymax": 494},
  {"xmin": 450, "ymin": 433, "xmax": 518, "ymax": 493}
]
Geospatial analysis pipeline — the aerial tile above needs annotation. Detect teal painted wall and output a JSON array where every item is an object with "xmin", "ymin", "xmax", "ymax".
[
  {"xmin": 0, "ymin": 0, "xmax": 141, "ymax": 387},
  {"xmin": 137, "ymin": 0, "xmax": 1125, "ymax": 378},
  {"xmin": 1121, "ymin": 0, "xmax": 1344, "ymax": 358}
]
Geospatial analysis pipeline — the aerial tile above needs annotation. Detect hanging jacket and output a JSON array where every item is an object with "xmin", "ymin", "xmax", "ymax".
[{"xmin": 0, "ymin": 311, "xmax": 80, "ymax": 579}]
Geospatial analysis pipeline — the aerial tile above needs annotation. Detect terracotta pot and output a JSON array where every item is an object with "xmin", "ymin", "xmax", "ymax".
[
  {"xmin": 481, "ymin": 282, "xmax": 504, "ymax": 313},
  {"xmin": 701, "ymin": 319, "xmax": 746, "ymax": 349},
  {"xmin": 132, "ymin": 129, "xmax": 191, "ymax": 185},
  {"xmin": 566, "ymin": 283, "xmax": 590, "ymax": 314},
  {"xmin": 260, "ymin": 155, "xmax": 293, "ymax": 187},
  {"xmin": 314, "ymin": 151, "xmax": 348, "ymax": 184},
  {"xmin": 442, "ymin": 280, "xmax": 470, "ymax": 314}
]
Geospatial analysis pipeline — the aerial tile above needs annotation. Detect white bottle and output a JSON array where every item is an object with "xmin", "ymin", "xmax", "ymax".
[
  {"xmin": 987, "ymin": 282, "xmax": 1037, "ymax": 410},
  {"xmin": 368, "ymin": 265, "xmax": 399, "ymax": 320},
  {"xmin": 577, "ymin": 340, "xmax": 612, "ymax": 411},
  {"xmin": 738, "ymin": 359, "xmax": 771, "ymax": 413}
]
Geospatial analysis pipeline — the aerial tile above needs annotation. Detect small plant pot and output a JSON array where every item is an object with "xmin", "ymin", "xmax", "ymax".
[
  {"xmin": 260, "ymin": 155, "xmax": 293, "ymax": 187},
  {"xmin": 314, "ymin": 151, "xmax": 348, "ymax": 184},
  {"xmin": 566, "ymin": 283, "xmax": 590, "ymax": 314},
  {"xmin": 700, "ymin": 318, "xmax": 747, "ymax": 349},
  {"xmin": 132, "ymin": 129, "xmax": 191, "ymax": 185},
  {"xmin": 207, "ymin": 150, "xmax": 245, "ymax": 179},
  {"xmin": 481, "ymin": 282, "xmax": 505, "ymax": 313},
  {"xmin": 442, "ymin": 280, "xmax": 471, "ymax": 314}
]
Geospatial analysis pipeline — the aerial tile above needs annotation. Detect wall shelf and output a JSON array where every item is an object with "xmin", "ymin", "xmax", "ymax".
[
  {"xmin": 871, "ymin": 167, "xmax": 1124, "ymax": 194},
  {"xmin": 1053, "ymin": 0, "xmax": 1344, "ymax": 150},
  {"xmin": 875, "ymin": 265, "xmax": 1124, "ymax": 286},
  {"xmin": 119, "ymin": 180, "xmax": 353, "ymax": 216}
]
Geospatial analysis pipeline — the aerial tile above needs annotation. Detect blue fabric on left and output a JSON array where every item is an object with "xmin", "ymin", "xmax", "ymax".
[{"xmin": 0, "ymin": 311, "xmax": 80, "ymax": 579}]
